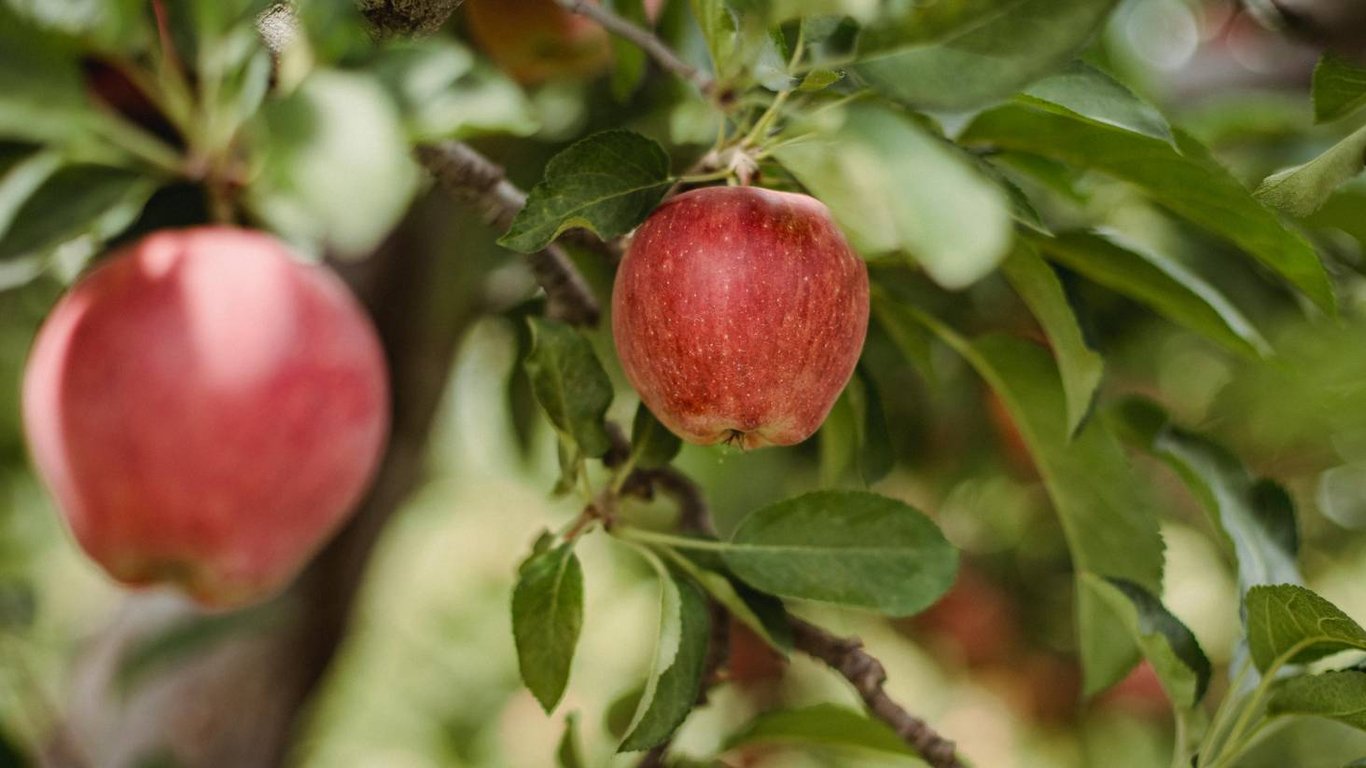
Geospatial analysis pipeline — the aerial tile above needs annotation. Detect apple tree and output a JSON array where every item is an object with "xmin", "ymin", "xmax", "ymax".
[{"xmin": 2, "ymin": 1, "xmax": 1366, "ymax": 767}]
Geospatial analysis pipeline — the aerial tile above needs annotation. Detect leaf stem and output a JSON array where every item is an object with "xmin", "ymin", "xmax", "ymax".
[{"xmin": 615, "ymin": 527, "xmax": 730, "ymax": 551}]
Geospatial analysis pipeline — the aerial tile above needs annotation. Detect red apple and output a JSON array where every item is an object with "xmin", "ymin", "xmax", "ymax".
[
  {"xmin": 464, "ymin": 0, "xmax": 661, "ymax": 85},
  {"xmin": 613, "ymin": 186, "xmax": 869, "ymax": 449},
  {"xmin": 22, "ymin": 227, "xmax": 389, "ymax": 609}
]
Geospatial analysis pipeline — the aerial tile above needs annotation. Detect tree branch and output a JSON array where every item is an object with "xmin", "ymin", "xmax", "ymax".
[
  {"xmin": 790, "ymin": 618, "xmax": 963, "ymax": 768},
  {"xmin": 555, "ymin": 0, "xmax": 716, "ymax": 95},
  {"xmin": 414, "ymin": 142, "xmax": 602, "ymax": 326}
]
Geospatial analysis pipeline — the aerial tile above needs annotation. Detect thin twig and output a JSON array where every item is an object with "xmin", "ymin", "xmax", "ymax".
[
  {"xmin": 414, "ymin": 141, "xmax": 601, "ymax": 326},
  {"xmin": 556, "ymin": 0, "xmax": 716, "ymax": 95},
  {"xmin": 790, "ymin": 618, "xmax": 963, "ymax": 768}
]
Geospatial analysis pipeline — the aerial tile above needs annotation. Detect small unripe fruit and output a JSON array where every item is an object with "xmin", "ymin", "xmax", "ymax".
[
  {"xmin": 613, "ymin": 186, "xmax": 869, "ymax": 449},
  {"xmin": 464, "ymin": 0, "xmax": 614, "ymax": 85},
  {"xmin": 22, "ymin": 228, "xmax": 389, "ymax": 609}
]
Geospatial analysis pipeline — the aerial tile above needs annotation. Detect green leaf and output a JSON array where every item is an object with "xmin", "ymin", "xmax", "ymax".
[
  {"xmin": 609, "ymin": 0, "xmax": 650, "ymax": 100},
  {"xmin": 620, "ymin": 554, "xmax": 710, "ymax": 752},
  {"xmin": 819, "ymin": 370, "xmax": 893, "ymax": 487},
  {"xmin": 883, "ymin": 293, "xmax": 1164, "ymax": 693},
  {"xmin": 1246, "ymin": 584, "xmax": 1366, "ymax": 673},
  {"xmin": 1087, "ymin": 576, "xmax": 1212, "ymax": 707},
  {"xmin": 962, "ymin": 104, "xmax": 1336, "ymax": 314},
  {"xmin": 724, "ymin": 704, "xmax": 916, "ymax": 757},
  {"xmin": 1031, "ymin": 230, "xmax": 1270, "ymax": 359},
  {"xmin": 1112, "ymin": 397, "xmax": 1301, "ymax": 599},
  {"xmin": 660, "ymin": 546, "xmax": 792, "ymax": 653},
  {"xmin": 524, "ymin": 317, "xmax": 614, "ymax": 460},
  {"xmin": 798, "ymin": 69, "xmax": 843, "ymax": 91},
  {"xmin": 248, "ymin": 69, "xmax": 420, "ymax": 258},
  {"xmin": 513, "ymin": 543, "xmax": 586, "ymax": 712},
  {"xmin": 557, "ymin": 713, "xmax": 586, "ymax": 768},
  {"xmin": 0, "ymin": 6, "xmax": 102, "ymax": 145},
  {"xmin": 0, "ymin": 149, "xmax": 62, "ymax": 241},
  {"xmin": 0, "ymin": 164, "xmax": 153, "ymax": 261},
  {"xmin": 1269, "ymin": 671, "xmax": 1366, "ymax": 731},
  {"xmin": 774, "ymin": 101, "xmax": 1012, "ymax": 290},
  {"xmin": 1256, "ymin": 125, "xmax": 1366, "ymax": 218},
  {"xmin": 499, "ymin": 130, "xmax": 672, "ymax": 254},
  {"xmin": 1021, "ymin": 62, "xmax": 1173, "ymax": 144},
  {"xmin": 630, "ymin": 403, "xmax": 682, "ymax": 470},
  {"xmin": 1314, "ymin": 54, "xmax": 1366, "ymax": 124},
  {"xmin": 117, "ymin": 605, "xmax": 283, "ymax": 694},
  {"xmin": 1001, "ymin": 242, "xmax": 1103, "ymax": 436},
  {"xmin": 855, "ymin": 0, "xmax": 1119, "ymax": 111},
  {"xmin": 719, "ymin": 490, "xmax": 957, "ymax": 617},
  {"xmin": 370, "ymin": 39, "xmax": 536, "ymax": 140}
]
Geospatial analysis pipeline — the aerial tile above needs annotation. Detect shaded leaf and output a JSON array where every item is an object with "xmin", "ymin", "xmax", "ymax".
[
  {"xmin": 1269, "ymin": 671, "xmax": 1366, "ymax": 731},
  {"xmin": 557, "ymin": 713, "xmax": 586, "ymax": 768},
  {"xmin": 1001, "ymin": 242, "xmax": 1103, "ymax": 435},
  {"xmin": 1112, "ymin": 397, "xmax": 1301, "ymax": 598},
  {"xmin": 1246, "ymin": 584, "xmax": 1366, "ymax": 672},
  {"xmin": 882, "ymin": 293, "xmax": 1164, "ymax": 693},
  {"xmin": 661, "ymin": 546, "xmax": 792, "ymax": 653},
  {"xmin": 621, "ymin": 557, "xmax": 710, "ymax": 752},
  {"xmin": 856, "ymin": 0, "xmax": 1119, "ymax": 111},
  {"xmin": 1088, "ymin": 576, "xmax": 1212, "ymax": 707},
  {"xmin": 962, "ymin": 105, "xmax": 1335, "ymax": 313},
  {"xmin": 513, "ymin": 544, "xmax": 585, "ymax": 712},
  {"xmin": 1031, "ymin": 230, "xmax": 1269, "ymax": 359},
  {"xmin": 631, "ymin": 403, "xmax": 682, "ymax": 470},
  {"xmin": 0, "ymin": 163, "xmax": 152, "ymax": 261},
  {"xmin": 524, "ymin": 317, "xmax": 614, "ymax": 459},
  {"xmin": 500, "ymin": 130, "xmax": 672, "ymax": 254},
  {"xmin": 1314, "ymin": 53, "xmax": 1366, "ymax": 124},
  {"xmin": 370, "ymin": 39, "xmax": 536, "ymax": 140},
  {"xmin": 721, "ymin": 490, "xmax": 958, "ymax": 617}
]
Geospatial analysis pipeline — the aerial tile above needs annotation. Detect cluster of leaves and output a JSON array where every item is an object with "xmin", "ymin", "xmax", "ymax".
[
  {"xmin": 0, "ymin": 0, "xmax": 532, "ymax": 284},
  {"xmin": 6, "ymin": 0, "xmax": 1366, "ymax": 765},
  {"xmin": 495, "ymin": 1, "xmax": 1366, "ymax": 765}
]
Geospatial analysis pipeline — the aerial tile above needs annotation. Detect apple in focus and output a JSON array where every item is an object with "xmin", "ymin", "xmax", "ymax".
[
  {"xmin": 22, "ymin": 227, "xmax": 389, "ymax": 609},
  {"xmin": 612, "ymin": 186, "xmax": 869, "ymax": 449}
]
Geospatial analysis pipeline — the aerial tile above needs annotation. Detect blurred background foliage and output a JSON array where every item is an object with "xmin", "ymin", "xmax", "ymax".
[{"xmin": 3, "ymin": 0, "xmax": 1366, "ymax": 766}]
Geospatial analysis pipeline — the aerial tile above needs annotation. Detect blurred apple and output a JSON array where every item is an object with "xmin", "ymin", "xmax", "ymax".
[
  {"xmin": 464, "ymin": 0, "xmax": 663, "ymax": 85},
  {"xmin": 911, "ymin": 565, "xmax": 1020, "ymax": 668},
  {"xmin": 613, "ymin": 186, "xmax": 869, "ymax": 450},
  {"xmin": 23, "ymin": 227, "xmax": 389, "ymax": 609},
  {"xmin": 1097, "ymin": 660, "xmax": 1171, "ymax": 719}
]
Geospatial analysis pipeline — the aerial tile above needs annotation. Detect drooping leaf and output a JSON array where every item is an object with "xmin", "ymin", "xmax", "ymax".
[
  {"xmin": 819, "ymin": 370, "xmax": 893, "ymax": 487},
  {"xmin": 660, "ymin": 546, "xmax": 792, "ymax": 652},
  {"xmin": 630, "ymin": 403, "xmax": 682, "ymax": 470},
  {"xmin": 1001, "ymin": 242, "xmax": 1103, "ymax": 436},
  {"xmin": 962, "ymin": 104, "xmax": 1336, "ymax": 313},
  {"xmin": 0, "ymin": 6, "xmax": 103, "ymax": 145},
  {"xmin": 855, "ymin": 0, "xmax": 1120, "ymax": 111},
  {"xmin": 513, "ymin": 543, "xmax": 586, "ymax": 712},
  {"xmin": 1088, "ymin": 576, "xmax": 1212, "ymax": 708},
  {"xmin": 1313, "ymin": 53, "xmax": 1366, "ymax": 124},
  {"xmin": 248, "ymin": 69, "xmax": 420, "ymax": 258},
  {"xmin": 1246, "ymin": 584, "xmax": 1366, "ymax": 673},
  {"xmin": 724, "ymin": 704, "xmax": 916, "ymax": 757},
  {"xmin": 719, "ymin": 490, "xmax": 958, "ymax": 617},
  {"xmin": 774, "ymin": 101, "xmax": 1012, "ymax": 290},
  {"xmin": 1112, "ymin": 397, "xmax": 1301, "ymax": 598},
  {"xmin": 524, "ymin": 317, "xmax": 614, "ymax": 460},
  {"xmin": 1031, "ymin": 230, "xmax": 1270, "ymax": 359},
  {"xmin": 881, "ymin": 292, "xmax": 1164, "ymax": 693},
  {"xmin": 1269, "ymin": 671, "xmax": 1366, "ymax": 731},
  {"xmin": 1256, "ymin": 125, "xmax": 1366, "ymax": 218},
  {"xmin": 499, "ymin": 130, "xmax": 672, "ymax": 254},
  {"xmin": 557, "ymin": 713, "xmax": 586, "ymax": 768},
  {"xmin": 620, "ymin": 554, "xmax": 710, "ymax": 752}
]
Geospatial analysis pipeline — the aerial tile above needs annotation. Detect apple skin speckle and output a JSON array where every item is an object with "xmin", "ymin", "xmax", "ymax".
[{"xmin": 612, "ymin": 186, "xmax": 870, "ymax": 449}]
